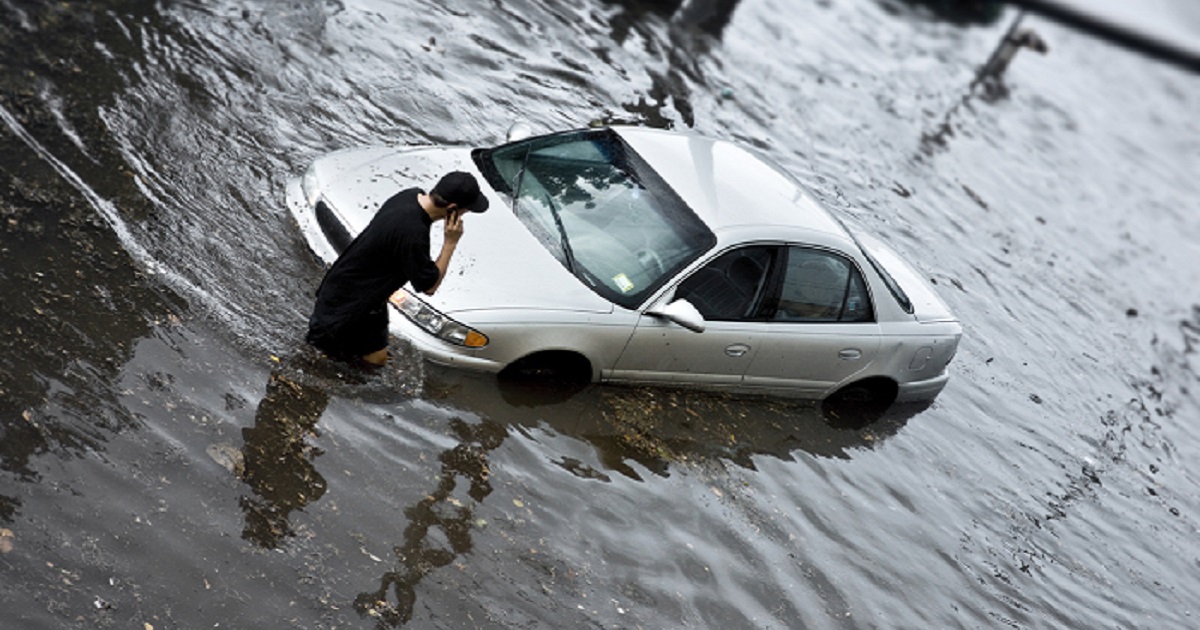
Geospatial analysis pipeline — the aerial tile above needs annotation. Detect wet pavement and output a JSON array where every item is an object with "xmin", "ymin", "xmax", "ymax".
[{"xmin": 1, "ymin": 0, "xmax": 1198, "ymax": 628}]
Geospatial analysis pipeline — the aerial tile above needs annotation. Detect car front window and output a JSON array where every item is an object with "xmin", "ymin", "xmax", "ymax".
[
  {"xmin": 675, "ymin": 246, "xmax": 776, "ymax": 321},
  {"xmin": 474, "ymin": 129, "xmax": 716, "ymax": 309}
]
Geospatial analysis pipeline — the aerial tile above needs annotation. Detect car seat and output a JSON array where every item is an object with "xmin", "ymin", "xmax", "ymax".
[{"xmin": 678, "ymin": 254, "xmax": 765, "ymax": 320}]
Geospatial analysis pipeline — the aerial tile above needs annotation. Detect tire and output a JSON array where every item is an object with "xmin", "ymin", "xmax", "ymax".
[
  {"xmin": 821, "ymin": 378, "xmax": 898, "ymax": 428},
  {"xmin": 498, "ymin": 352, "xmax": 592, "ymax": 386}
]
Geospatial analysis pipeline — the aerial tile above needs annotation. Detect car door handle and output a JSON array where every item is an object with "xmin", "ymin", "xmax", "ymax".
[
  {"xmin": 838, "ymin": 348, "xmax": 862, "ymax": 360},
  {"xmin": 725, "ymin": 344, "xmax": 751, "ymax": 358}
]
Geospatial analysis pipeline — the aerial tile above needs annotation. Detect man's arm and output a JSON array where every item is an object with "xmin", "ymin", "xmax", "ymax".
[{"xmin": 423, "ymin": 210, "xmax": 464, "ymax": 295}]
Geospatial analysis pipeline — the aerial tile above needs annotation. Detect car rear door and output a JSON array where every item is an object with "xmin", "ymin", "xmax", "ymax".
[
  {"xmin": 608, "ymin": 246, "xmax": 776, "ymax": 387},
  {"xmin": 741, "ymin": 246, "xmax": 881, "ymax": 397}
]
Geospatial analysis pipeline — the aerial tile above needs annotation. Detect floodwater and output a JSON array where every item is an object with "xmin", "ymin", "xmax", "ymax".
[{"xmin": 1, "ymin": 0, "xmax": 1198, "ymax": 628}]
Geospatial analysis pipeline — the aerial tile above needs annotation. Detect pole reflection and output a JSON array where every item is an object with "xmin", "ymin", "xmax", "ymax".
[{"xmin": 353, "ymin": 417, "xmax": 507, "ymax": 626}]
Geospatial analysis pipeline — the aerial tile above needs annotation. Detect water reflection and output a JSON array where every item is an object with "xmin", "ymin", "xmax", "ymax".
[
  {"xmin": 238, "ymin": 372, "xmax": 330, "ymax": 548},
  {"xmin": 432, "ymin": 368, "xmax": 922, "ymax": 470},
  {"xmin": 227, "ymin": 346, "xmax": 424, "ymax": 549}
]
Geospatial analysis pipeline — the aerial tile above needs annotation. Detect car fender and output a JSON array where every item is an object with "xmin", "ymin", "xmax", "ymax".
[{"xmin": 463, "ymin": 311, "xmax": 642, "ymax": 381}]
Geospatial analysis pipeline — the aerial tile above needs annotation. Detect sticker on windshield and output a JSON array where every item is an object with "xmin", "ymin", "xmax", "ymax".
[{"xmin": 613, "ymin": 273, "xmax": 635, "ymax": 293}]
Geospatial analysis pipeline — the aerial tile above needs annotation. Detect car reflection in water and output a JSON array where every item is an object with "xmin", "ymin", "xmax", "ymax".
[
  {"xmin": 231, "ymin": 351, "xmax": 927, "ymax": 625},
  {"xmin": 351, "ymin": 363, "xmax": 929, "ymax": 625}
]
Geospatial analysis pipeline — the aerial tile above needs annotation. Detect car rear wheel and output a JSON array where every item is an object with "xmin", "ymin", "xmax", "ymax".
[{"xmin": 821, "ymin": 377, "xmax": 898, "ymax": 428}]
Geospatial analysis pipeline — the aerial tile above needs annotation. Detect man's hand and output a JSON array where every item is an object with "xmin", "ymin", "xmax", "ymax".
[
  {"xmin": 444, "ymin": 210, "xmax": 464, "ymax": 244},
  {"xmin": 426, "ymin": 210, "xmax": 463, "ymax": 296}
]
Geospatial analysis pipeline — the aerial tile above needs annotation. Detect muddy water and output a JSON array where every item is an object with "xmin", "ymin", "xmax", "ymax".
[{"xmin": 2, "ymin": 0, "xmax": 1199, "ymax": 628}]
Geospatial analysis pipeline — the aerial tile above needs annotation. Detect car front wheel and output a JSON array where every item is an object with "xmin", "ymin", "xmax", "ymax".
[{"xmin": 498, "ymin": 351, "xmax": 592, "ymax": 386}]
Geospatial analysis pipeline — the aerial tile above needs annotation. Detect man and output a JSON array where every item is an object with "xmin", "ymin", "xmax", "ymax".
[{"xmin": 306, "ymin": 171, "xmax": 488, "ymax": 367}]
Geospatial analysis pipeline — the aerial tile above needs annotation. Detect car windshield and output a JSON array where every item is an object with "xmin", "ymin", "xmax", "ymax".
[{"xmin": 474, "ymin": 128, "xmax": 716, "ymax": 309}]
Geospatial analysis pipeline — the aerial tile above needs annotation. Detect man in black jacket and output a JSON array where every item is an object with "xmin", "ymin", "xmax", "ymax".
[{"xmin": 306, "ymin": 171, "xmax": 488, "ymax": 367}]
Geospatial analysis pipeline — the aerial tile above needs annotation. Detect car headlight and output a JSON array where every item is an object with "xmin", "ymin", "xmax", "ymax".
[
  {"xmin": 389, "ymin": 290, "xmax": 489, "ymax": 348},
  {"xmin": 301, "ymin": 164, "xmax": 322, "ymax": 207}
]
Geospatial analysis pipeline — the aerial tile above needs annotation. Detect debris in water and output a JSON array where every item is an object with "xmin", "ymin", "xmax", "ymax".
[{"xmin": 205, "ymin": 443, "xmax": 245, "ymax": 478}]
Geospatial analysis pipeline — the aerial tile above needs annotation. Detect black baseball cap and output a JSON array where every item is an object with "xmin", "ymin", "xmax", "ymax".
[{"xmin": 432, "ymin": 171, "xmax": 489, "ymax": 213}]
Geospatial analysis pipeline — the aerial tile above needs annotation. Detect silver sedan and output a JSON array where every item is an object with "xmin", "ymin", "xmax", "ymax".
[{"xmin": 287, "ymin": 125, "xmax": 961, "ymax": 408}]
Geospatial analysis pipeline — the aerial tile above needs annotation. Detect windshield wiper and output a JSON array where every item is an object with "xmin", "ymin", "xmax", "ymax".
[
  {"xmin": 510, "ymin": 145, "xmax": 531, "ymax": 208},
  {"xmin": 508, "ymin": 148, "xmax": 575, "ymax": 273},
  {"xmin": 542, "ymin": 192, "xmax": 575, "ymax": 273}
]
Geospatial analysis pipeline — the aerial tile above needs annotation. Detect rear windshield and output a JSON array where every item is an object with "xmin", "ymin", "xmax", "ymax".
[{"xmin": 861, "ymin": 248, "xmax": 913, "ymax": 314}]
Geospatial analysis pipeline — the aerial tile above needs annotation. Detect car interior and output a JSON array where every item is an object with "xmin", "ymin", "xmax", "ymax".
[
  {"xmin": 675, "ymin": 247, "xmax": 773, "ymax": 321},
  {"xmin": 675, "ymin": 246, "xmax": 877, "ymax": 324}
]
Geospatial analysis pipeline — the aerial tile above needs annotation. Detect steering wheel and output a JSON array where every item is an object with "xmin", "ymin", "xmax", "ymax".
[{"xmin": 635, "ymin": 248, "xmax": 667, "ymax": 277}]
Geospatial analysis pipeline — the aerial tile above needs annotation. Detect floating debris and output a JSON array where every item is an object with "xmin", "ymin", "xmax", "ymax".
[{"xmin": 205, "ymin": 443, "xmax": 245, "ymax": 478}]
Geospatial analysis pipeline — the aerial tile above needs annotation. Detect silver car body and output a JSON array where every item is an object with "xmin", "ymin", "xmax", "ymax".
[{"xmin": 286, "ymin": 126, "xmax": 960, "ymax": 402}]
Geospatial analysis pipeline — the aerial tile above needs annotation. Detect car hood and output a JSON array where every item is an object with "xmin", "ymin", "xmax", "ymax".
[{"xmin": 313, "ymin": 146, "xmax": 615, "ymax": 316}]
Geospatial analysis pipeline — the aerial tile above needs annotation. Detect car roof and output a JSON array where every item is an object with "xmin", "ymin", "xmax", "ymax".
[{"xmin": 611, "ymin": 126, "xmax": 850, "ymax": 241}]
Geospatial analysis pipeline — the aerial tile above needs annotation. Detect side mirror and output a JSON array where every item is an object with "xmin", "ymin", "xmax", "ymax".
[
  {"xmin": 506, "ymin": 121, "xmax": 534, "ymax": 143},
  {"xmin": 647, "ymin": 299, "xmax": 706, "ymax": 333}
]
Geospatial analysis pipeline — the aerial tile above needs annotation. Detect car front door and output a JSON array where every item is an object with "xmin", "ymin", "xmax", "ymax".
[
  {"xmin": 742, "ymin": 246, "xmax": 881, "ymax": 397},
  {"xmin": 608, "ymin": 246, "xmax": 777, "ymax": 387}
]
